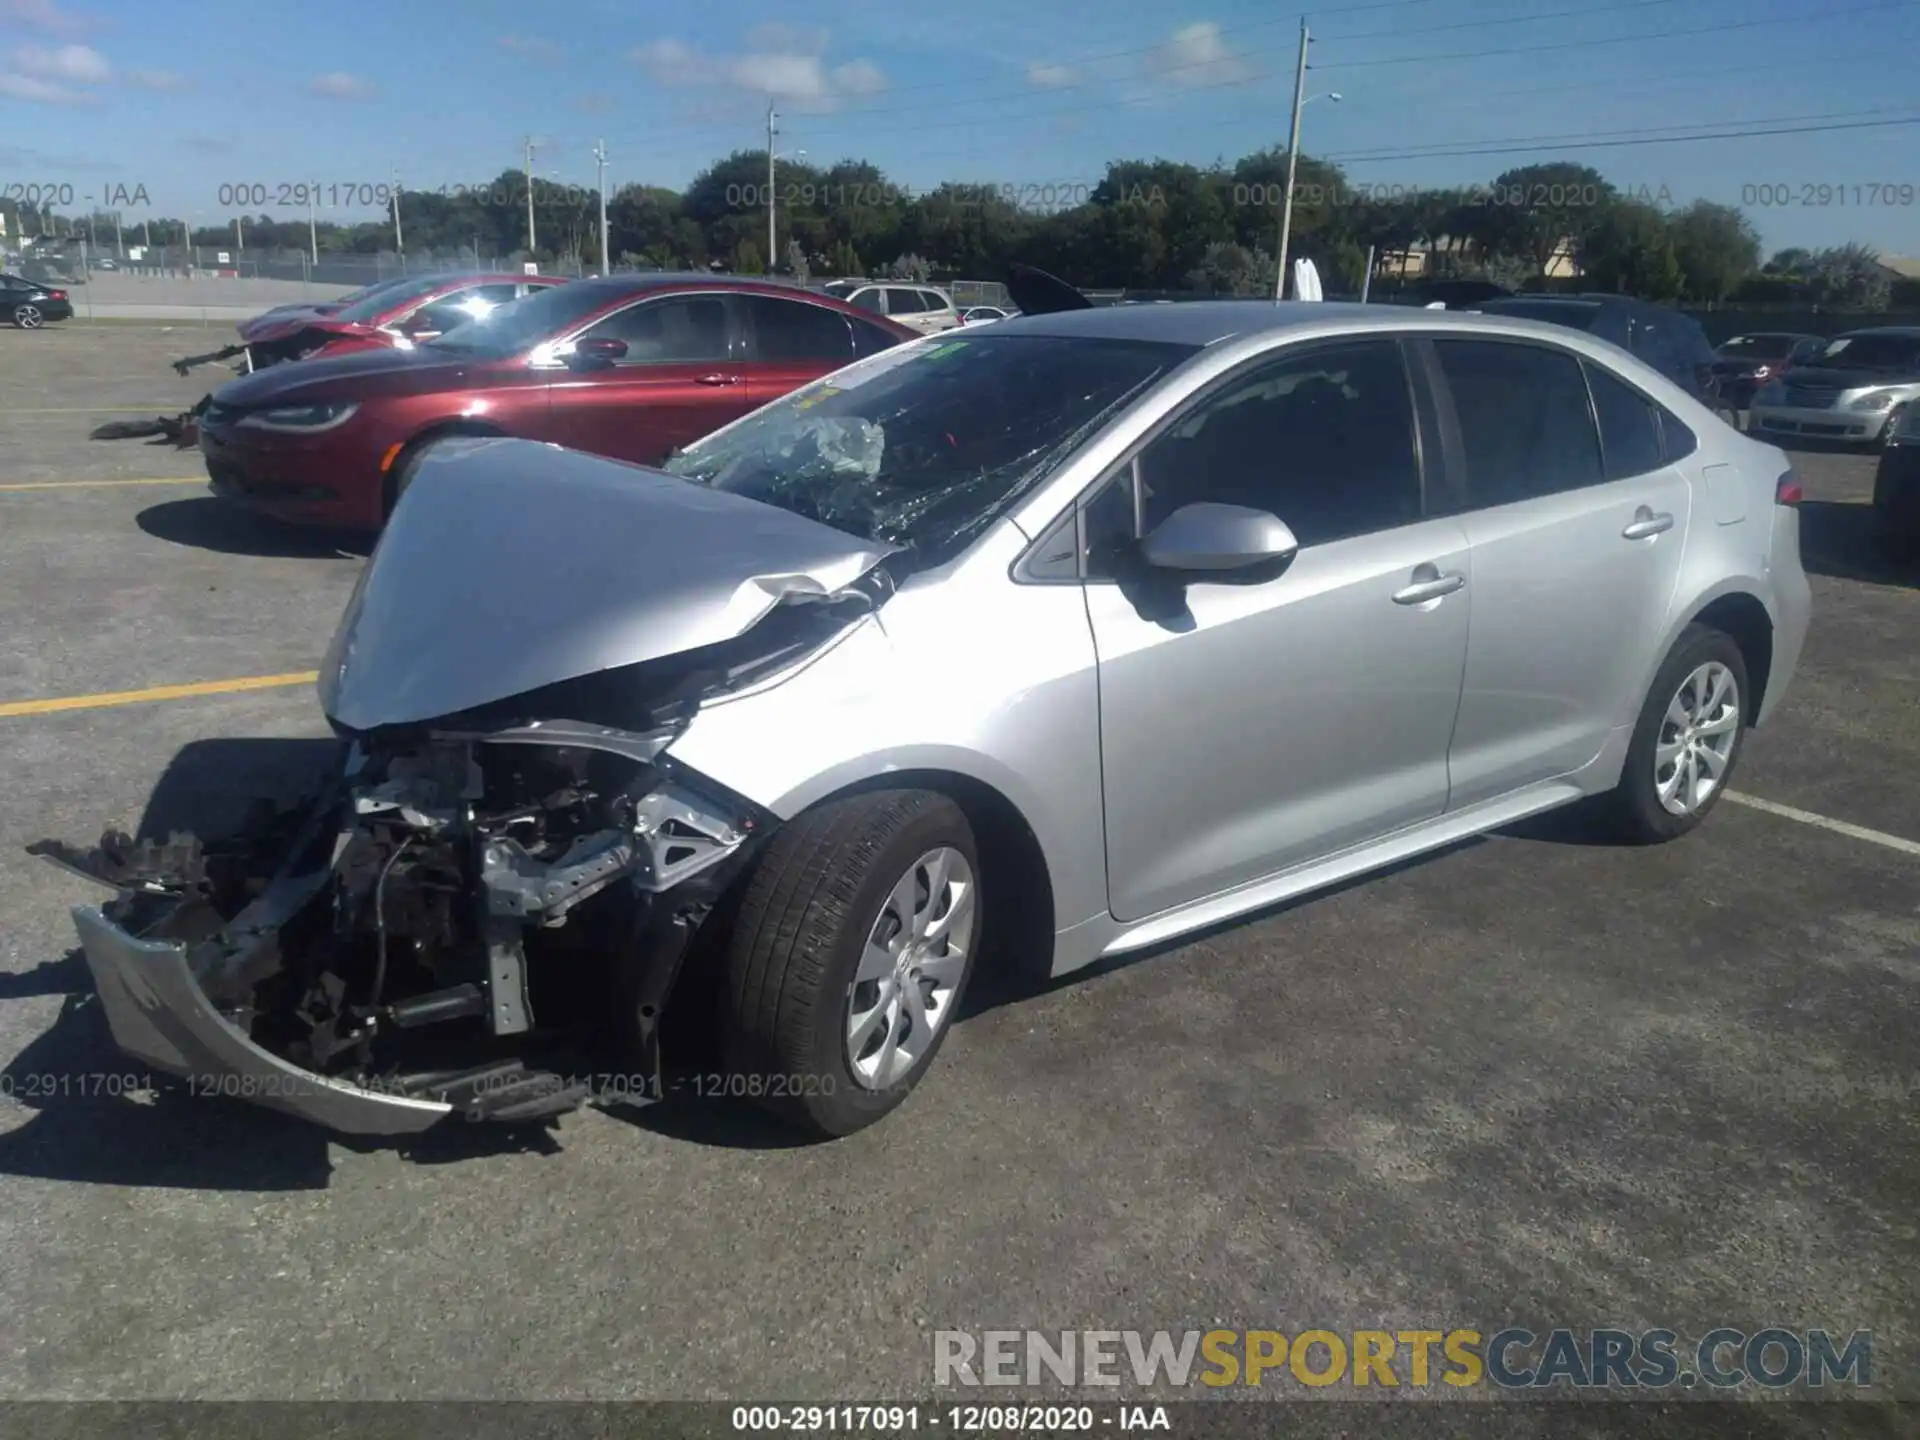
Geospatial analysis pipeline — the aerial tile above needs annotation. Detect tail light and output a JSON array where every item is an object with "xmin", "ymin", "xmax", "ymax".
[
  {"xmin": 48, "ymin": 289, "xmax": 66, "ymax": 300},
  {"xmin": 1775, "ymin": 469, "xmax": 1803, "ymax": 507},
  {"xmin": 1751, "ymin": 364, "xmax": 1771, "ymax": 380}
]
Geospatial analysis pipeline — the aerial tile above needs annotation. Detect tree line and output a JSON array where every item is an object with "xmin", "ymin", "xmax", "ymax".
[{"xmin": 10, "ymin": 149, "xmax": 1914, "ymax": 308}]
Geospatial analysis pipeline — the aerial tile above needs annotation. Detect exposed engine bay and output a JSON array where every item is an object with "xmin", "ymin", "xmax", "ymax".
[{"xmin": 35, "ymin": 725, "xmax": 769, "ymax": 1126}]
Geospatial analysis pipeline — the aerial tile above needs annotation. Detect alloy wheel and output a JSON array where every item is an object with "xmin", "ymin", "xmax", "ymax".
[
  {"xmin": 1654, "ymin": 661, "xmax": 1740, "ymax": 816},
  {"xmin": 845, "ymin": 846, "xmax": 976, "ymax": 1090},
  {"xmin": 15, "ymin": 304, "xmax": 43, "ymax": 329}
]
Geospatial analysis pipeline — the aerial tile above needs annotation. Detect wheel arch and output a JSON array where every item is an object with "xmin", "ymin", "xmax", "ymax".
[
  {"xmin": 775, "ymin": 764, "xmax": 1058, "ymax": 983},
  {"xmin": 382, "ymin": 418, "xmax": 511, "ymax": 515},
  {"xmin": 1671, "ymin": 583, "xmax": 1777, "ymax": 725}
]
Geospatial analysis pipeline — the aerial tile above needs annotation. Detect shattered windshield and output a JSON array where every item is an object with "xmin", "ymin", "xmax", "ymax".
[{"xmin": 663, "ymin": 333, "xmax": 1195, "ymax": 557}]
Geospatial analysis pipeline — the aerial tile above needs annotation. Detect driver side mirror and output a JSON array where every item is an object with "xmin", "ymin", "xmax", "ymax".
[
  {"xmin": 1140, "ymin": 502, "xmax": 1299, "ymax": 573},
  {"xmin": 566, "ymin": 336, "xmax": 628, "ymax": 370}
]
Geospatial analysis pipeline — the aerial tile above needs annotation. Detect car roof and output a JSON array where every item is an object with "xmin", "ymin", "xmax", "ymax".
[
  {"xmin": 1832, "ymin": 325, "xmax": 1920, "ymax": 338},
  {"xmin": 994, "ymin": 299, "xmax": 1662, "ymax": 349}
]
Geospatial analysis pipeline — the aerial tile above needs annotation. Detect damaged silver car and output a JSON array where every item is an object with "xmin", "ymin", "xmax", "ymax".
[{"xmin": 37, "ymin": 301, "xmax": 1810, "ymax": 1139}]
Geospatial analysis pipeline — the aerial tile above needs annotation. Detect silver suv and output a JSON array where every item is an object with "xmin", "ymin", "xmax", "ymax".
[
  {"xmin": 822, "ymin": 280, "xmax": 959, "ymax": 334},
  {"xmin": 48, "ymin": 303, "xmax": 1811, "ymax": 1141},
  {"xmin": 1751, "ymin": 327, "xmax": 1920, "ymax": 444}
]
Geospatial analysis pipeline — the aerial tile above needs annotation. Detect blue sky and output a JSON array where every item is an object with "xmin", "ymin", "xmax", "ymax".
[{"xmin": 4, "ymin": 0, "xmax": 1919, "ymax": 256}]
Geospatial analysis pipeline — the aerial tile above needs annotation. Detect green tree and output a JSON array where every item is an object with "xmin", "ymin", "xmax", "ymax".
[
  {"xmin": 1807, "ymin": 243, "xmax": 1891, "ymax": 309},
  {"xmin": 1581, "ymin": 199, "xmax": 1682, "ymax": 299},
  {"xmin": 1476, "ymin": 162, "xmax": 1615, "ymax": 278},
  {"xmin": 1668, "ymin": 201, "xmax": 1760, "ymax": 303}
]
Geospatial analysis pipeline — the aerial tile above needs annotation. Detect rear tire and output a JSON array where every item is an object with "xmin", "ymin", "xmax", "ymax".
[
  {"xmin": 1599, "ymin": 624, "xmax": 1750, "ymax": 844},
  {"xmin": 718, "ymin": 790, "xmax": 980, "ymax": 1138},
  {"xmin": 12, "ymin": 304, "xmax": 44, "ymax": 330}
]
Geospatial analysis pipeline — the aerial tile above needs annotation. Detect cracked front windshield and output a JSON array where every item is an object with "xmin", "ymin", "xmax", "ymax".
[{"xmin": 663, "ymin": 333, "xmax": 1196, "ymax": 556}]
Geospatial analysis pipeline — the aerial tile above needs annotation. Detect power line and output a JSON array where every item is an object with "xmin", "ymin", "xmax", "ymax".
[
  {"xmin": 1316, "ymin": 0, "xmax": 1918, "ymax": 69},
  {"xmin": 1327, "ymin": 110, "xmax": 1920, "ymax": 163},
  {"xmin": 1326, "ymin": 103, "xmax": 1917, "ymax": 160}
]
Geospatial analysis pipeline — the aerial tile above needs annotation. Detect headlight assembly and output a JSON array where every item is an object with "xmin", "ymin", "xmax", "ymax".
[{"xmin": 237, "ymin": 401, "xmax": 361, "ymax": 432}]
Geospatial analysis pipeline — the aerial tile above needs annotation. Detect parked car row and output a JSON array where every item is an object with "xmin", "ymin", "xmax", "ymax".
[{"xmin": 198, "ymin": 275, "xmax": 916, "ymax": 529}]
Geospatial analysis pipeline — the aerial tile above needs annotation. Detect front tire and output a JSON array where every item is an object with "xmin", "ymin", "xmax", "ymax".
[
  {"xmin": 1601, "ymin": 624, "xmax": 1750, "ymax": 844},
  {"xmin": 718, "ymin": 790, "xmax": 980, "ymax": 1137}
]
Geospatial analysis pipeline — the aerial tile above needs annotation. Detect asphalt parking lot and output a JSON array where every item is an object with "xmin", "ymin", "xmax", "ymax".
[{"xmin": 0, "ymin": 324, "xmax": 1915, "ymax": 1424}]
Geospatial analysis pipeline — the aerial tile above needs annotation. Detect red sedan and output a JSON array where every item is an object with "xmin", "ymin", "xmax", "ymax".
[
  {"xmin": 175, "ymin": 272, "xmax": 570, "ymax": 379},
  {"xmin": 197, "ymin": 275, "xmax": 916, "ymax": 530}
]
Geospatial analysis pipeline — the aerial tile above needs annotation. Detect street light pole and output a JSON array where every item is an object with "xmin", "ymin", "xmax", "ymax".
[
  {"xmin": 1274, "ymin": 18, "xmax": 1310, "ymax": 300},
  {"xmin": 765, "ymin": 101, "xmax": 778, "ymax": 273},
  {"xmin": 523, "ymin": 136, "xmax": 539, "ymax": 255},
  {"xmin": 594, "ymin": 138, "xmax": 610, "ymax": 275},
  {"xmin": 392, "ymin": 168, "xmax": 404, "ymax": 267}
]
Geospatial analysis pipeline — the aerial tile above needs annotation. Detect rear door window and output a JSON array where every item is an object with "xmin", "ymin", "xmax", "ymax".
[
  {"xmin": 1584, "ymin": 362, "xmax": 1665, "ymax": 480},
  {"xmin": 885, "ymin": 287, "xmax": 926, "ymax": 315},
  {"xmin": 739, "ymin": 295, "xmax": 854, "ymax": 363},
  {"xmin": 1433, "ymin": 338, "xmax": 1605, "ymax": 508}
]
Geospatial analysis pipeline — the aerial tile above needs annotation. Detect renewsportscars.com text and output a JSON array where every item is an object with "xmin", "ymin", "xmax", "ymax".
[{"xmin": 933, "ymin": 1328, "xmax": 1872, "ymax": 1391}]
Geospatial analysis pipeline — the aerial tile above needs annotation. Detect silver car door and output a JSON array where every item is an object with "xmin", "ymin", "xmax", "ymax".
[
  {"xmin": 1424, "ymin": 336, "xmax": 1694, "ymax": 808},
  {"xmin": 1082, "ymin": 336, "xmax": 1471, "ymax": 923}
]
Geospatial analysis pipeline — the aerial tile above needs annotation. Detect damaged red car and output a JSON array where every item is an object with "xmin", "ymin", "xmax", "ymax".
[
  {"xmin": 196, "ymin": 274, "xmax": 915, "ymax": 530},
  {"xmin": 175, "ymin": 272, "xmax": 568, "ymax": 377}
]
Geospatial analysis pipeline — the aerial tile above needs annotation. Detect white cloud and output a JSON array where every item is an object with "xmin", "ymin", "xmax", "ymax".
[
  {"xmin": 745, "ymin": 22, "xmax": 828, "ymax": 54},
  {"xmin": 831, "ymin": 59, "xmax": 886, "ymax": 96},
  {"xmin": 1144, "ymin": 22, "xmax": 1253, "ymax": 87},
  {"xmin": 14, "ymin": 41, "xmax": 110, "ymax": 81},
  {"xmin": 631, "ymin": 34, "xmax": 886, "ymax": 111},
  {"xmin": 0, "ymin": 69, "xmax": 89, "ymax": 102},
  {"xmin": 499, "ymin": 34, "xmax": 565, "ymax": 66},
  {"xmin": 308, "ymin": 71, "xmax": 374, "ymax": 100},
  {"xmin": 1027, "ymin": 62, "xmax": 1078, "ymax": 89},
  {"xmin": 0, "ymin": 0, "xmax": 86, "ymax": 36},
  {"xmin": 127, "ymin": 67, "xmax": 187, "ymax": 90}
]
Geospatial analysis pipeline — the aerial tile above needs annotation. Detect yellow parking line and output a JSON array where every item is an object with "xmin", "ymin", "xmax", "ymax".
[
  {"xmin": 0, "ymin": 476, "xmax": 203, "ymax": 492},
  {"xmin": 0, "ymin": 671, "xmax": 319, "ymax": 718}
]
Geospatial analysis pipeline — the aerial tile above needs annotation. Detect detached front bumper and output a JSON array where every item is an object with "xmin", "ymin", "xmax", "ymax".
[{"xmin": 71, "ymin": 903, "xmax": 454, "ymax": 1135}]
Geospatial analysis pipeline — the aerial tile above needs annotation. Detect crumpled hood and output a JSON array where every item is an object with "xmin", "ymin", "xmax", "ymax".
[{"xmin": 319, "ymin": 437, "xmax": 898, "ymax": 732}]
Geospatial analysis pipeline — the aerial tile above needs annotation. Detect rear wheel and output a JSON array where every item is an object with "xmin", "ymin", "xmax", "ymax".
[
  {"xmin": 1600, "ymin": 624, "xmax": 1750, "ymax": 844},
  {"xmin": 717, "ymin": 790, "xmax": 980, "ymax": 1137},
  {"xmin": 12, "ymin": 303, "xmax": 44, "ymax": 330}
]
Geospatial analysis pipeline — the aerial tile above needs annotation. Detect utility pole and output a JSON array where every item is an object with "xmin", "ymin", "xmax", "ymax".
[
  {"xmin": 233, "ymin": 215, "xmax": 242, "ymax": 253},
  {"xmin": 1274, "ymin": 18, "xmax": 1310, "ymax": 301},
  {"xmin": 114, "ymin": 210, "xmax": 124, "ymax": 258},
  {"xmin": 307, "ymin": 187, "xmax": 318, "ymax": 266},
  {"xmin": 766, "ymin": 101, "xmax": 778, "ymax": 273},
  {"xmin": 523, "ymin": 135, "xmax": 538, "ymax": 255},
  {"xmin": 392, "ymin": 168, "xmax": 405, "ymax": 267},
  {"xmin": 141, "ymin": 218, "xmax": 151, "ymax": 249},
  {"xmin": 594, "ymin": 138, "xmax": 610, "ymax": 275},
  {"xmin": 1360, "ymin": 243, "xmax": 1375, "ymax": 303}
]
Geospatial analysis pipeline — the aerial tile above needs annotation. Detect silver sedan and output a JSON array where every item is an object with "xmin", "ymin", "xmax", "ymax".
[{"xmin": 47, "ymin": 301, "xmax": 1812, "ymax": 1140}]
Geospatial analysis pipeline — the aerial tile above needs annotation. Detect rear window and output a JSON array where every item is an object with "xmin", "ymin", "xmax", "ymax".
[
  {"xmin": 332, "ymin": 274, "xmax": 449, "ymax": 324},
  {"xmin": 1477, "ymin": 299, "xmax": 1604, "ymax": 332},
  {"xmin": 1719, "ymin": 335, "xmax": 1799, "ymax": 359}
]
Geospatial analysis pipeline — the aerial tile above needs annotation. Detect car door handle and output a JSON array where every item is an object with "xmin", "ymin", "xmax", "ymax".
[
  {"xmin": 1622, "ymin": 507, "xmax": 1675, "ymax": 540},
  {"xmin": 1391, "ymin": 568, "xmax": 1466, "ymax": 605},
  {"xmin": 694, "ymin": 373, "xmax": 740, "ymax": 386}
]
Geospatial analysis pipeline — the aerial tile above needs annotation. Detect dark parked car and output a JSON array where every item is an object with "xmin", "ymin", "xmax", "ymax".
[
  {"xmin": 1472, "ymin": 295, "xmax": 1725, "ymax": 414},
  {"xmin": 1874, "ymin": 401, "xmax": 1920, "ymax": 559},
  {"xmin": 197, "ymin": 274, "xmax": 915, "ymax": 531},
  {"xmin": 0, "ymin": 272, "xmax": 73, "ymax": 328},
  {"xmin": 1713, "ymin": 332, "xmax": 1825, "ymax": 410}
]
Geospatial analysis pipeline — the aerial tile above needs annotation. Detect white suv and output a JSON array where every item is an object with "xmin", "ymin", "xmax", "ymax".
[{"xmin": 822, "ymin": 281, "xmax": 959, "ymax": 334}]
